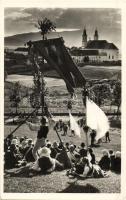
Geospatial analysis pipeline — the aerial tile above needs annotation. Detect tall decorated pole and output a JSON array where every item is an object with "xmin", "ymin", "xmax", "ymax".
[
  {"xmin": 82, "ymin": 83, "xmax": 89, "ymax": 149},
  {"xmin": 27, "ymin": 18, "xmax": 56, "ymax": 117},
  {"xmin": 36, "ymin": 18, "xmax": 56, "ymax": 117}
]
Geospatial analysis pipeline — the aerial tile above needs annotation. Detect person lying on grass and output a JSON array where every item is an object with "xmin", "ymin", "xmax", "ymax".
[{"xmin": 5, "ymin": 147, "xmax": 64, "ymax": 177}]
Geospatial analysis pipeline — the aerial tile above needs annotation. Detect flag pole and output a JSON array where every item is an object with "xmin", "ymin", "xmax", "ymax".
[{"xmin": 82, "ymin": 84, "xmax": 89, "ymax": 149}]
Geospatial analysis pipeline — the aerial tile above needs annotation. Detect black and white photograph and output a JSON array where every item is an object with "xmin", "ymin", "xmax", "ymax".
[{"xmin": 1, "ymin": 0, "xmax": 125, "ymax": 198}]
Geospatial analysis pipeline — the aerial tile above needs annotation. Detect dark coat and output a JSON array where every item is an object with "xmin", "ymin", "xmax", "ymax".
[
  {"xmin": 79, "ymin": 148, "xmax": 87, "ymax": 157},
  {"xmin": 38, "ymin": 156, "xmax": 54, "ymax": 173},
  {"xmin": 25, "ymin": 147, "xmax": 35, "ymax": 162},
  {"xmin": 50, "ymin": 147, "xmax": 58, "ymax": 158},
  {"xmin": 110, "ymin": 155, "xmax": 115, "ymax": 171},
  {"xmin": 99, "ymin": 155, "xmax": 110, "ymax": 171},
  {"xmin": 113, "ymin": 157, "xmax": 121, "ymax": 173},
  {"xmin": 90, "ymin": 153, "xmax": 96, "ymax": 164}
]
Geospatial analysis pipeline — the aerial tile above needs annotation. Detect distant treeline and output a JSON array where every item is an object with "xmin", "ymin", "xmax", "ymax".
[{"xmin": 5, "ymin": 51, "xmax": 121, "ymax": 76}]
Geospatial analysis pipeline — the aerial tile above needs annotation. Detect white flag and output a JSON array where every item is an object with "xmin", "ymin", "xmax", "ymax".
[
  {"xmin": 69, "ymin": 111, "xmax": 81, "ymax": 138},
  {"xmin": 86, "ymin": 98, "xmax": 109, "ymax": 140}
]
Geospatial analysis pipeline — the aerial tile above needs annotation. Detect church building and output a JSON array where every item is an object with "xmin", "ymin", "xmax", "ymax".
[{"xmin": 71, "ymin": 28, "xmax": 119, "ymax": 63}]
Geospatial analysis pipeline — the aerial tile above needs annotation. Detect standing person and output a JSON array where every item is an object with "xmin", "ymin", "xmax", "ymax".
[
  {"xmin": 62, "ymin": 124, "xmax": 68, "ymax": 136},
  {"xmin": 90, "ymin": 130, "xmax": 96, "ymax": 146},
  {"xmin": 59, "ymin": 119, "xmax": 63, "ymax": 131},
  {"xmin": 67, "ymin": 120, "xmax": 70, "ymax": 130},
  {"xmin": 71, "ymin": 130, "xmax": 75, "ymax": 137},
  {"xmin": 26, "ymin": 116, "xmax": 49, "ymax": 160},
  {"xmin": 105, "ymin": 131, "xmax": 111, "ymax": 142}
]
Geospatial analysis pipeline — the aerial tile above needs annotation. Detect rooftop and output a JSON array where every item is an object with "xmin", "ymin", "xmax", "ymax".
[
  {"xmin": 71, "ymin": 49, "xmax": 99, "ymax": 56},
  {"xmin": 85, "ymin": 40, "xmax": 118, "ymax": 50}
]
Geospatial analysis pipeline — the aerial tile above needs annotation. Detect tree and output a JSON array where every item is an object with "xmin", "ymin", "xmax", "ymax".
[
  {"xmin": 9, "ymin": 82, "xmax": 21, "ymax": 113},
  {"xmin": 112, "ymin": 81, "xmax": 121, "ymax": 113},
  {"xmin": 89, "ymin": 83, "xmax": 111, "ymax": 107},
  {"xmin": 35, "ymin": 17, "xmax": 56, "ymax": 40}
]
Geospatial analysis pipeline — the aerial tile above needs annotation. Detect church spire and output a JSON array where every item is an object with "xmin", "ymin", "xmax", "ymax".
[
  {"xmin": 94, "ymin": 28, "xmax": 98, "ymax": 40},
  {"xmin": 82, "ymin": 27, "xmax": 87, "ymax": 48}
]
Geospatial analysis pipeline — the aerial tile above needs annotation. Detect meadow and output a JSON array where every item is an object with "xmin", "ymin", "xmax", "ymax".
[
  {"xmin": 4, "ymin": 123, "xmax": 121, "ymax": 193},
  {"xmin": 4, "ymin": 65, "xmax": 121, "ymax": 193}
]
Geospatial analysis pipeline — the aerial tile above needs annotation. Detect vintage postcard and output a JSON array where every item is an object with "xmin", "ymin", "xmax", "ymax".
[{"xmin": 0, "ymin": 0, "xmax": 126, "ymax": 200}]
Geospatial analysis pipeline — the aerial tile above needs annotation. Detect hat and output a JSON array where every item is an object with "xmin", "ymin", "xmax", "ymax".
[
  {"xmin": 115, "ymin": 151, "xmax": 121, "ymax": 158},
  {"xmin": 39, "ymin": 147, "xmax": 51, "ymax": 157},
  {"xmin": 11, "ymin": 139, "xmax": 18, "ymax": 145},
  {"xmin": 69, "ymin": 144, "xmax": 75, "ymax": 151},
  {"xmin": 102, "ymin": 149, "xmax": 109, "ymax": 156}
]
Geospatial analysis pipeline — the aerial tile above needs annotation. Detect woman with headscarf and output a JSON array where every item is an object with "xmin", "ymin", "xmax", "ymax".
[
  {"xmin": 98, "ymin": 149, "xmax": 110, "ymax": 171},
  {"xmin": 113, "ymin": 151, "xmax": 121, "ymax": 173}
]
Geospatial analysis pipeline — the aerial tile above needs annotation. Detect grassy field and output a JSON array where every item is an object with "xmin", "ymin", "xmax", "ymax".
[
  {"xmin": 4, "ymin": 65, "xmax": 121, "ymax": 193},
  {"xmin": 4, "ymin": 124, "xmax": 121, "ymax": 193}
]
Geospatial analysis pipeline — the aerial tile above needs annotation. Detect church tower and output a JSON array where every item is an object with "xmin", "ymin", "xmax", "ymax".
[
  {"xmin": 82, "ymin": 27, "xmax": 87, "ymax": 48},
  {"xmin": 94, "ymin": 28, "xmax": 98, "ymax": 40}
]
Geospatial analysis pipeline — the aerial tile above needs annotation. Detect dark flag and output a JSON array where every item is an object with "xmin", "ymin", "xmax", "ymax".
[{"xmin": 28, "ymin": 37, "xmax": 86, "ymax": 93}]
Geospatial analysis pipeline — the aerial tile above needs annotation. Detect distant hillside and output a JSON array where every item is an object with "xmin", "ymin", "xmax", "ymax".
[{"xmin": 4, "ymin": 30, "xmax": 83, "ymax": 48}]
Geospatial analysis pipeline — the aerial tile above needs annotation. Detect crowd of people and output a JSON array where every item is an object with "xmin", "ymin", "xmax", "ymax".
[{"xmin": 4, "ymin": 133, "xmax": 121, "ymax": 178}]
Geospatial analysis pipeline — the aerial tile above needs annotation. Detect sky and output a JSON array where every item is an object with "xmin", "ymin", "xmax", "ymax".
[{"xmin": 4, "ymin": 8, "xmax": 121, "ymax": 48}]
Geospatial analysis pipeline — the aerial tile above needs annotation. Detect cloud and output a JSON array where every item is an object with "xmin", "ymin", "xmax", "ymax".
[
  {"xmin": 4, "ymin": 7, "xmax": 121, "ymax": 48},
  {"xmin": 5, "ymin": 11, "xmax": 31, "ymax": 20}
]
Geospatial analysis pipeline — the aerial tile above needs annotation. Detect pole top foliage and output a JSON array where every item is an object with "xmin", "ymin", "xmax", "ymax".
[{"xmin": 35, "ymin": 17, "xmax": 56, "ymax": 39}]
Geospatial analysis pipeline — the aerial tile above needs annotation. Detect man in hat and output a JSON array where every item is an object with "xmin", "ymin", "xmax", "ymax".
[{"xmin": 26, "ymin": 116, "xmax": 49, "ymax": 160}]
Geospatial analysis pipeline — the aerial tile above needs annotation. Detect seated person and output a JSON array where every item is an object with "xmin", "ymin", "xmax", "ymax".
[
  {"xmin": 109, "ymin": 149, "xmax": 115, "ymax": 171},
  {"xmin": 33, "ymin": 147, "xmax": 64, "ymax": 174},
  {"xmin": 56, "ymin": 146, "xmax": 72, "ymax": 169},
  {"xmin": 5, "ymin": 147, "xmax": 64, "ymax": 177},
  {"xmin": 68, "ymin": 157, "xmax": 108, "ymax": 178},
  {"xmin": 50, "ymin": 141, "xmax": 60, "ymax": 158},
  {"xmin": 99, "ymin": 149, "xmax": 110, "ymax": 171},
  {"xmin": 24, "ymin": 139, "xmax": 35, "ymax": 163},
  {"xmin": 67, "ymin": 144, "xmax": 77, "ymax": 163},
  {"xmin": 78, "ymin": 142, "xmax": 87, "ymax": 157},
  {"xmin": 4, "ymin": 144, "xmax": 22, "ymax": 169},
  {"xmin": 113, "ymin": 151, "xmax": 121, "ymax": 173},
  {"xmin": 88, "ymin": 148, "xmax": 96, "ymax": 164},
  {"xmin": 65, "ymin": 142, "xmax": 70, "ymax": 151}
]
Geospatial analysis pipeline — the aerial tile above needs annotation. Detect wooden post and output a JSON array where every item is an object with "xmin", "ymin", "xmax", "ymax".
[
  {"xmin": 82, "ymin": 84, "xmax": 89, "ymax": 149},
  {"xmin": 41, "ymin": 74, "xmax": 45, "ymax": 117}
]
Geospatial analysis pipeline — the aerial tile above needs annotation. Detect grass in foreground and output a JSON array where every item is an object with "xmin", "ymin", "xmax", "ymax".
[{"xmin": 4, "ymin": 124, "xmax": 121, "ymax": 193}]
